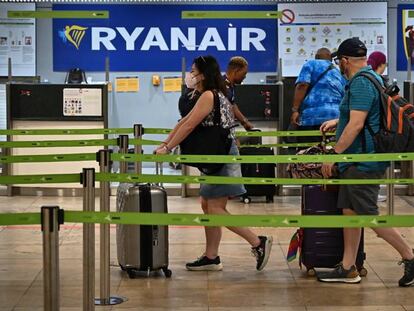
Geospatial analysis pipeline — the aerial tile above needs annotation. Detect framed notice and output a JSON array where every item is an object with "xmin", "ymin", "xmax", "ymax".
[
  {"xmin": 63, "ymin": 88, "xmax": 102, "ymax": 116},
  {"xmin": 0, "ymin": 3, "xmax": 36, "ymax": 76},
  {"xmin": 163, "ymin": 77, "xmax": 182, "ymax": 92},
  {"xmin": 278, "ymin": 2, "xmax": 387, "ymax": 77}
]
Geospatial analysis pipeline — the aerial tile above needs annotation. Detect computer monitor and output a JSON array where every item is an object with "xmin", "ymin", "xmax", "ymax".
[{"xmin": 234, "ymin": 84, "xmax": 279, "ymax": 121}]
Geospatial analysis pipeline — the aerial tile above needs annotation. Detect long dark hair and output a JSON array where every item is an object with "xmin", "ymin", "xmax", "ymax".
[{"xmin": 193, "ymin": 55, "xmax": 227, "ymax": 95}]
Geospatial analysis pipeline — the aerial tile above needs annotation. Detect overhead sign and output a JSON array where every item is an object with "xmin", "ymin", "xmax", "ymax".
[
  {"xmin": 53, "ymin": 4, "xmax": 277, "ymax": 72},
  {"xmin": 278, "ymin": 2, "xmax": 387, "ymax": 77}
]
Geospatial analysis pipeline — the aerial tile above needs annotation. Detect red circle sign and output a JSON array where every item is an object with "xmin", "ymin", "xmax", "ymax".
[{"xmin": 281, "ymin": 9, "xmax": 295, "ymax": 24}]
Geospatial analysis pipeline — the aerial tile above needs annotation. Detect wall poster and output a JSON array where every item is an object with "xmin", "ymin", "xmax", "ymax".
[
  {"xmin": 0, "ymin": 3, "xmax": 36, "ymax": 76},
  {"xmin": 278, "ymin": 2, "xmax": 387, "ymax": 77}
]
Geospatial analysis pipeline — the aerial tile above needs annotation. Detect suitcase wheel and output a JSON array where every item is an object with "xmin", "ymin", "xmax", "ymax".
[
  {"xmin": 358, "ymin": 267, "xmax": 368, "ymax": 277},
  {"xmin": 163, "ymin": 267, "xmax": 172, "ymax": 278},
  {"xmin": 242, "ymin": 196, "xmax": 251, "ymax": 204},
  {"xmin": 306, "ymin": 268, "xmax": 316, "ymax": 277}
]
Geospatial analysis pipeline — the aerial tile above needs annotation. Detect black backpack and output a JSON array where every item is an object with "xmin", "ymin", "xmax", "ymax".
[{"xmin": 356, "ymin": 72, "xmax": 414, "ymax": 153}]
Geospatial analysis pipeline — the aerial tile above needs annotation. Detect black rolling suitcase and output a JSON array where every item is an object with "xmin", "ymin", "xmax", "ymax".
[
  {"xmin": 238, "ymin": 129, "xmax": 276, "ymax": 203},
  {"xmin": 116, "ymin": 183, "xmax": 172, "ymax": 278},
  {"xmin": 299, "ymin": 185, "xmax": 366, "ymax": 276}
]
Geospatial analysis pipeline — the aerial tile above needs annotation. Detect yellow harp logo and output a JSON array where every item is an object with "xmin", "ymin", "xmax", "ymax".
[{"xmin": 64, "ymin": 25, "xmax": 88, "ymax": 49}]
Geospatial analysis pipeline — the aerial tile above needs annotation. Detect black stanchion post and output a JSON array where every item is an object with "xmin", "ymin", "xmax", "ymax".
[
  {"xmin": 82, "ymin": 168, "xmax": 95, "ymax": 311},
  {"xmin": 117, "ymin": 135, "xmax": 129, "ymax": 174},
  {"xmin": 181, "ymin": 57, "xmax": 189, "ymax": 198},
  {"xmin": 41, "ymin": 206, "xmax": 63, "ymax": 311},
  {"xmin": 133, "ymin": 124, "xmax": 143, "ymax": 174},
  {"xmin": 95, "ymin": 151, "xmax": 125, "ymax": 306},
  {"xmin": 276, "ymin": 57, "xmax": 285, "ymax": 196}
]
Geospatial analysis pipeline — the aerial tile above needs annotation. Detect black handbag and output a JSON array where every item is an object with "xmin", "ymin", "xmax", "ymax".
[{"xmin": 179, "ymin": 90, "xmax": 232, "ymax": 175}]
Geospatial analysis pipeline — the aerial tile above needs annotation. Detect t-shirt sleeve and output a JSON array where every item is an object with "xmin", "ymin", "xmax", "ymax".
[
  {"xmin": 349, "ymin": 76, "xmax": 378, "ymax": 111},
  {"xmin": 295, "ymin": 61, "xmax": 313, "ymax": 85}
]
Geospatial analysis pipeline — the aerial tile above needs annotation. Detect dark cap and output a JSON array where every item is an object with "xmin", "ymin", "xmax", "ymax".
[{"xmin": 332, "ymin": 37, "xmax": 367, "ymax": 58}]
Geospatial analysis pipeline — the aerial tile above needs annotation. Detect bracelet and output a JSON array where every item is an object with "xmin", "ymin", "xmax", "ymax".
[{"xmin": 291, "ymin": 107, "xmax": 299, "ymax": 113}]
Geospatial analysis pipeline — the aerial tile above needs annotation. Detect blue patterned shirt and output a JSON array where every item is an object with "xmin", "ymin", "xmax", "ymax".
[{"xmin": 296, "ymin": 60, "xmax": 346, "ymax": 126}]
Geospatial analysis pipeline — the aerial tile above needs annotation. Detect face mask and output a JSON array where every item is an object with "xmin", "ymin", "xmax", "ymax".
[{"xmin": 185, "ymin": 72, "xmax": 199, "ymax": 89}]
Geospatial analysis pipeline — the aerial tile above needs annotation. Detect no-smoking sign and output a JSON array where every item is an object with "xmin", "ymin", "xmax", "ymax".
[{"xmin": 281, "ymin": 9, "xmax": 295, "ymax": 24}]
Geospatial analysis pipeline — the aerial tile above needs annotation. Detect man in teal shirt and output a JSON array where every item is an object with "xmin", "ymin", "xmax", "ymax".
[{"xmin": 318, "ymin": 38, "xmax": 414, "ymax": 286}]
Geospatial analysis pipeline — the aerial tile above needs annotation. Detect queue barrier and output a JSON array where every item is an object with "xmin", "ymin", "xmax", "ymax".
[
  {"xmin": 1, "ymin": 151, "xmax": 414, "ymax": 165},
  {"xmin": 3, "ymin": 210, "xmax": 414, "ymax": 228}
]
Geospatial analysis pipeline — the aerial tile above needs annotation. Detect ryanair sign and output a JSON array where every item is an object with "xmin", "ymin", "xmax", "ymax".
[{"xmin": 53, "ymin": 4, "xmax": 277, "ymax": 72}]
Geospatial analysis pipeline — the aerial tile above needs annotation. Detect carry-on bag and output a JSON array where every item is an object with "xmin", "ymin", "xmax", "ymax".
[
  {"xmin": 116, "ymin": 182, "xmax": 172, "ymax": 278},
  {"xmin": 290, "ymin": 185, "xmax": 367, "ymax": 277},
  {"xmin": 239, "ymin": 129, "xmax": 276, "ymax": 203}
]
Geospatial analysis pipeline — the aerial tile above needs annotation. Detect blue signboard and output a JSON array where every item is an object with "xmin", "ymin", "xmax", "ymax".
[
  {"xmin": 53, "ymin": 4, "xmax": 277, "ymax": 72},
  {"xmin": 397, "ymin": 4, "xmax": 414, "ymax": 71}
]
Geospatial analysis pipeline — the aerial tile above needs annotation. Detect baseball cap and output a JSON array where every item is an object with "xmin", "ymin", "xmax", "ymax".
[{"xmin": 331, "ymin": 37, "xmax": 367, "ymax": 58}]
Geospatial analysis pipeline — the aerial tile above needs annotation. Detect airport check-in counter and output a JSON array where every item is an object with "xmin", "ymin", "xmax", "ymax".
[{"xmin": 6, "ymin": 83, "xmax": 108, "ymax": 196}]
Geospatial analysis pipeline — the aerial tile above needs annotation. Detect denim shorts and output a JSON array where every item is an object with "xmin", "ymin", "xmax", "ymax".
[
  {"xmin": 199, "ymin": 140, "xmax": 246, "ymax": 199},
  {"xmin": 337, "ymin": 165, "xmax": 385, "ymax": 215}
]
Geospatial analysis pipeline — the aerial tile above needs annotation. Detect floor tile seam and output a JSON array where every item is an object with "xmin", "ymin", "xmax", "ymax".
[
  {"xmin": 366, "ymin": 260, "xmax": 389, "ymax": 288},
  {"xmin": 276, "ymin": 241, "xmax": 299, "ymax": 286},
  {"xmin": 13, "ymin": 268, "xmax": 43, "ymax": 310}
]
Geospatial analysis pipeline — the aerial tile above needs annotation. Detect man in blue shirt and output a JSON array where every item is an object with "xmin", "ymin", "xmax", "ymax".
[
  {"xmin": 223, "ymin": 56, "xmax": 254, "ymax": 130},
  {"xmin": 290, "ymin": 48, "xmax": 346, "ymax": 142},
  {"xmin": 318, "ymin": 38, "xmax": 414, "ymax": 286}
]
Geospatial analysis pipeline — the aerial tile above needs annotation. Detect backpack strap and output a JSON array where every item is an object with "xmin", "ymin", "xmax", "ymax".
[
  {"xmin": 305, "ymin": 63, "xmax": 335, "ymax": 99},
  {"xmin": 348, "ymin": 71, "xmax": 384, "ymax": 152}
]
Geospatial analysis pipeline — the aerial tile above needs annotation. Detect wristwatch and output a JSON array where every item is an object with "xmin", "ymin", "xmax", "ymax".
[{"xmin": 291, "ymin": 107, "xmax": 299, "ymax": 113}]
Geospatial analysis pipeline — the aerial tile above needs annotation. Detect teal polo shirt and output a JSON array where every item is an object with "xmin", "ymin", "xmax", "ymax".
[{"xmin": 336, "ymin": 66, "xmax": 388, "ymax": 173}]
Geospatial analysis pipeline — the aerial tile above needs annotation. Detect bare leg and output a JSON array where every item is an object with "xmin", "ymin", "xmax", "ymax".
[
  {"xmin": 342, "ymin": 208, "xmax": 362, "ymax": 270},
  {"xmin": 200, "ymin": 197, "xmax": 222, "ymax": 258},
  {"xmin": 371, "ymin": 227, "xmax": 414, "ymax": 260},
  {"xmin": 205, "ymin": 197, "xmax": 260, "ymax": 258}
]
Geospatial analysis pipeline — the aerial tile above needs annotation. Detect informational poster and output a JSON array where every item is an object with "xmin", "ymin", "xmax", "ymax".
[
  {"xmin": 63, "ymin": 88, "xmax": 102, "ymax": 116},
  {"xmin": 278, "ymin": 2, "xmax": 387, "ymax": 77},
  {"xmin": 115, "ymin": 77, "xmax": 139, "ymax": 92},
  {"xmin": 397, "ymin": 5, "xmax": 414, "ymax": 71},
  {"xmin": 163, "ymin": 77, "xmax": 182, "ymax": 92},
  {"xmin": 0, "ymin": 3, "xmax": 36, "ymax": 76}
]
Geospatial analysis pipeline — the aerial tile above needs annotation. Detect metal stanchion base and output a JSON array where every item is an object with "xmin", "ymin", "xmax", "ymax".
[{"xmin": 95, "ymin": 296, "xmax": 128, "ymax": 305}]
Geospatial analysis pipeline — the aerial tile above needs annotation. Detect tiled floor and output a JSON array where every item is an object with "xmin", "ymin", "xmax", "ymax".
[{"xmin": 1, "ymin": 194, "xmax": 414, "ymax": 310}]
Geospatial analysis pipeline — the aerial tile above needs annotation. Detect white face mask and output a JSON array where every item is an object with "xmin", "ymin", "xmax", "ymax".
[{"xmin": 185, "ymin": 72, "xmax": 200, "ymax": 89}]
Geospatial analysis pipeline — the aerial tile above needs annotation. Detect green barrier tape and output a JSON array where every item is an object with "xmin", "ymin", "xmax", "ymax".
[
  {"xmin": 0, "ymin": 139, "xmax": 162, "ymax": 148},
  {"xmin": 0, "ymin": 174, "xmax": 80, "ymax": 185},
  {"xmin": 0, "ymin": 139, "xmax": 117, "ymax": 148},
  {"xmin": 143, "ymin": 128, "xmax": 172, "ymax": 135},
  {"xmin": 0, "ymin": 213, "xmax": 41, "ymax": 226},
  {"xmin": 1, "ymin": 211, "xmax": 413, "ymax": 228},
  {"xmin": 239, "ymin": 142, "xmax": 335, "ymax": 148},
  {"xmin": 7, "ymin": 10, "xmax": 109, "ymax": 19},
  {"xmin": 142, "ymin": 128, "xmax": 333, "ymax": 137},
  {"xmin": 112, "ymin": 152, "xmax": 414, "ymax": 164},
  {"xmin": 129, "ymin": 138, "xmax": 164, "ymax": 146},
  {"xmin": 181, "ymin": 11, "xmax": 281, "ymax": 19},
  {"xmin": 96, "ymin": 173, "xmax": 414, "ymax": 185},
  {"xmin": 64, "ymin": 211, "xmax": 414, "ymax": 228},
  {"xmin": 0, "ymin": 128, "xmax": 133, "ymax": 135},
  {"xmin": 0, "ymin": 153, "xmax": 96, "ymax": 164},
  {"xmin": 234, "ymin": 130, "xmax": 334, "ymax": 137},
  {"xmin": 0, "ymin": 139, "xmax": 321, "ymax": 149}
]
